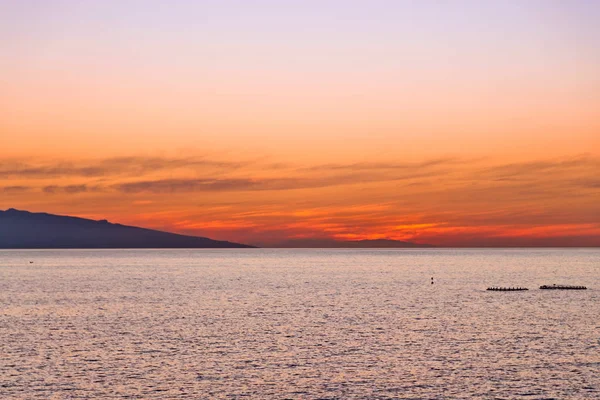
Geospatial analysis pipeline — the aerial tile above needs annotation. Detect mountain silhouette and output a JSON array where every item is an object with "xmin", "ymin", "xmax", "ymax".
[{"xmin": 0, "ymin": 208, "xmax": 253, "ymax": 249}]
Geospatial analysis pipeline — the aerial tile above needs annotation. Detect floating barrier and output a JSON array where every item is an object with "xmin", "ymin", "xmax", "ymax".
[
  {"xmin": 539, "ymin": 284, "xmax": 587, "ymax": 290},
  {"xmin": 487, "ymin": 287, "xmax": 529, "ymax": 291}
]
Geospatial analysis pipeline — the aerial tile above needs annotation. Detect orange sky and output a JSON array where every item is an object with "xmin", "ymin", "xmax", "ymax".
[{"xmin": 1, "ymin": 1, "xmax": 599, "ymax": 246}]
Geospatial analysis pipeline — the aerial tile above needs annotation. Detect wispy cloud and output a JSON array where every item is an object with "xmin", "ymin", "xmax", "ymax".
[
  {"xmin": 300, "ymin": 157, "xmax": 463, "ymax": 172},
  {"xmin": 479, "ymin": 154, "xmax": 599, "ymax": 180},
  {"xmin": 3, "ymin": 154, "xmax": 599, "ymax": 246},
  {"xmin": 1, "ymin": 185, "xmax": 32, "ymax": 193},
  {"xmin": 0, "ymin": 156, "xmax": 250, "ymax": 179},
  {"xmin": 112, "ymin": 169, "xmax": 446, "ymax": 194},
  {"xmin": 42, "ymin": 184, "xmax": 101, "ymax": 194}
]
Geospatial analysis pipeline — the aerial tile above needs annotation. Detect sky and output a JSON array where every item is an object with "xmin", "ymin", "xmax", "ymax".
[{"xmin": 1, "ymin": 0, "xmax": 599, "ymax": 246}]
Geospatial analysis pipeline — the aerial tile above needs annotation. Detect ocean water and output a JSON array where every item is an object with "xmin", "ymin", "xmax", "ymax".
[{"xmin": 1, "ymin": 248, "xmax": 599, "ymax": 399}]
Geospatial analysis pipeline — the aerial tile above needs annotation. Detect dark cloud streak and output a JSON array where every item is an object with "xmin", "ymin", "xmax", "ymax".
[
  {"xmin": 300, "ymin": 157, "xmax": 463, "ymax": 172},
  {"xmin": 42, "ymin": 184, "xmax": 101, "ymax": 194},
  {"xmin": 1, "ymin": 185, "xmax": 32, "ymax": 193},
  {"xmin": 0, "ymin": 156, "xmax": 250, "ymax": 179},
  {"xmin": 113, "ymin": 171, "xmax": 440, "ymax": 194}
]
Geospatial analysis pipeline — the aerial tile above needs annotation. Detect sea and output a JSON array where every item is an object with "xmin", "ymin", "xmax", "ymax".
[{"xmin": 1, "ymin": 248, "xmax": 599, "ymax": 399}]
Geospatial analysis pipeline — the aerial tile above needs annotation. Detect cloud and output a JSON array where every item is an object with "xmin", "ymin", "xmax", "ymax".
[
  {"xmin": 0, "ymin": 156, "xmax": 249, "ymax": 179},
  {"xmin": 42, "ymin": 184, "xmax": 100, "ymax": 194},
  {"xmin": 114, "ymin": 178, "xmax": 258, "ymax": 193},
  {"xmin": 4, "ymin": 153, "xmax": 600, "ymax": 247},
  {"xmin": 300, "ymin": 157, "xmax": 463, "ymax": 172},
  {"xmin": 1, "ymin": 185, "xmax": 31, "ymax": 193},
  {"xmin": 7, "ymin": 154, "xmax": 599, "ymax": 203},
  {"xmin": 112, "ymin": 168, "xmax": 443, "ymax": 194},
  {"xmin": 0, "ymin": 155, "xmax": 468, "ymax": 191},
  {"xmin": 578, "ymin": 179, "xmax": 600, "ymax": 189},
  {"xmin": 479, "ymin": 154, "xmax": 599, "ymax": 180}
]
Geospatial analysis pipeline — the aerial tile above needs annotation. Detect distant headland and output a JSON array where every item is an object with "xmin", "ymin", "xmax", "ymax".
[
  {"xmin": 0, "ymin": 208, "xmax": 435, "ymax": 249},
  {"xmin": 266, "ymin": 238, "xmax": 433, "ymax": 248},
  {"xmin": 0, "ymin": 208, "xmax": 253, "ymax": 249}
]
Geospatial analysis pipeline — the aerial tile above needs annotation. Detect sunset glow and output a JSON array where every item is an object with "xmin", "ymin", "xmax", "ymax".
[{"xmin": 2, "ymin": 1, "xmax": 599, "ymax": 246}]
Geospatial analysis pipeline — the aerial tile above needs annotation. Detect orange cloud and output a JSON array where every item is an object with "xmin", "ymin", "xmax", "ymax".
[{"xmin": 1, "ymin": 154, "xmax": 599, "ymax": 247}]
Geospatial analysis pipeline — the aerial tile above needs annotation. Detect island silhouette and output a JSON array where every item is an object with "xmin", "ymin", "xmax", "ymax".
[
  {"xmin": 0, "ymin": 208, "xmax": 253, "ymax": 249},
  {"xmin": 0, "ymin": 208, "xmax": 435, "ymax": 249}
]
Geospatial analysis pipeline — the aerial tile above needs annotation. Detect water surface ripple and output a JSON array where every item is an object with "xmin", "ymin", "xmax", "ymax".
[{"xmin": 1, "ymin": 249, "xmax": 599, "ymax": 399}]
